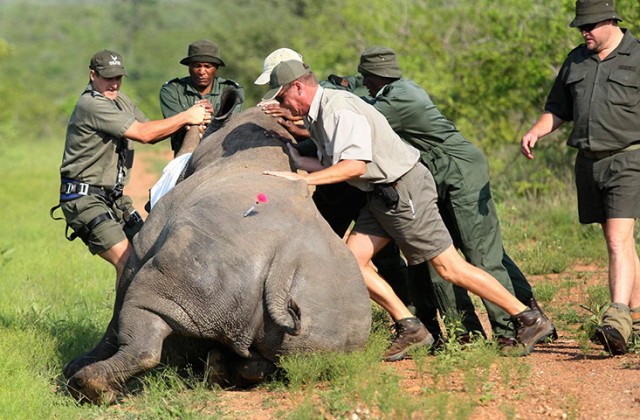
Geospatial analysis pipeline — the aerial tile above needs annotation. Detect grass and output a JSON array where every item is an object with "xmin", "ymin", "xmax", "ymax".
[{"xmin": 2, "ymin": 133, "xmax": 638, "ymax": 418}]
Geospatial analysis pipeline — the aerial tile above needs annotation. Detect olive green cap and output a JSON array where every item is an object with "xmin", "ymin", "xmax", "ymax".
[
  {"xmin": 261, "ymin": 60, "xmax": 311, "ymax": 101},
  {"xmin": 89, "ymin": 50, "xmax": 127, "ymax": 78},
  {"xmin": 180, "ymin": 40, "xmax": 225, "ymax": 67},
  {"xmin": 570, "ymin": 0, "xmax": 622, "ymax": 28},
  {"xmin": 358, "ymin": 46, "xmax": 402, "ymax": 79}
]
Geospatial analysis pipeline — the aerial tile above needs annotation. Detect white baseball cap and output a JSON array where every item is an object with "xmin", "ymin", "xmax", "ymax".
[{"xmin": 254, "ymin": 48, "xmax": 303, "ymax": 85}]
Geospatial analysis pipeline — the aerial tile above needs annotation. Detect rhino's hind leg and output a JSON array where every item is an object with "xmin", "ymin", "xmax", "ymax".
[{"xmin": 67, "ymin": 310, "xmax": 173, "ymax": 404}]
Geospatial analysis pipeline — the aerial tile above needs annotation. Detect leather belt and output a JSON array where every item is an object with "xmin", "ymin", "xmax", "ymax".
[{"xmin": 580, "ymin": 143, "xmax": 640, "ymax": 160}]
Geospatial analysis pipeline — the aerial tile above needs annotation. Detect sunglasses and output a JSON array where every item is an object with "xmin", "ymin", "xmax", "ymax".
[
  {"xmin": 275, "ymin": 84, "xmax": 292, "ymax": 103},
  {"xmin": 577, "ymin": 22, "xmax": 598, "ymax": 32}
]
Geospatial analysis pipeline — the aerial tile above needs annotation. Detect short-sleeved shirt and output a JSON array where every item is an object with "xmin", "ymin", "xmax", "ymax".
[
  {"xmin": 545, "ymin": 29, "xmax": 640, "ymax": 152},
  {"xmin": 160, "ymin": 76, "xmax": 244, "ymax": 152},
  {"xmin": 60, "ymin": 83, "xmax": 148, "ymax": 189},
  {"xmin": 305, "ymin": 86, "xmax": 420, "ymax": 191}
]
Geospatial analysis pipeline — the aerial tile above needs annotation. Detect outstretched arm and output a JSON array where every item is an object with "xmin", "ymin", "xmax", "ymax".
[
  {"xmin": 124, "ymin": 104, "xmax": 211, "ymax": 144},
  {"xmin": 521, "ymin": 112, "xmax": 565, "ymax": 160}
]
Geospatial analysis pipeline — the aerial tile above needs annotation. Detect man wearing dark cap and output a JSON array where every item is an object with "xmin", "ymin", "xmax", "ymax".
[
  {"xmin": 262, "ymin": 60, "xmax": 553, "ymax": 360},
  {"xmin": 160, "ymin": 39, "xmax": 244, "ymax": 155},
  {"xmin": 55, "ymin": 49, "xmax": 211, "ymax": 292},
  {"xmin": 355, "ymin": 46, "xmax": 556, "ymax": 348},
  {"xmin": 521, "ymin": 0, "xmax": 640, "ymax": 355}
]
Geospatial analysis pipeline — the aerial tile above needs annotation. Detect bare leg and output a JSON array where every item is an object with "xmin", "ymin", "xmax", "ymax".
[
  {"xmin": 346, "ymin": 232, "xmax": 413, "ymax": 321},
  {"xmin": 429, "ymin": 245, "xmax": 528, "ymax": 315},
  {"xmin": 602, "ymin": 218, "xmax": 639, "ymax": 305},
  {"xmin": 99, "ymin": 238, "xmax": 132, "ymax": 288}
]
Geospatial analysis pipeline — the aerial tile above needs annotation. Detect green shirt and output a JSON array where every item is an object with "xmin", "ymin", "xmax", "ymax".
[
  {"xmin": 159, "ymin": 76, "xmax": 244, "ymax": 152},
  {"xmin": 60, "ymin": 83, "xmax": 148, "ymax": 189},
  {"xmin": 368, "ymin": 79, "xmax": 489, "ymax": 196},
  {"xmin": 546, "ymin": 29, "xmax": 640, "ymax": 152}
]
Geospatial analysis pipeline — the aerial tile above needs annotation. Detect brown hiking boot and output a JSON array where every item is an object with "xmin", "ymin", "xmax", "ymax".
[
  {"xmin": 529, "ymin": 298, "xmax": 558, "ymax": 342},
  {"xmin": 511, "ymin": 308, "xmax": 553, "ymax": 356},
  {"xmin": 383, "ymin": 317, "xmax": 434, "ymax": 362}
]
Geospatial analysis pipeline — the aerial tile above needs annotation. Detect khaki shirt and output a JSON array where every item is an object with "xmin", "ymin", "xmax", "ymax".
[
  {"xmin": 305, "ymin": 86, "xmax": 420, "ymax": 192},
  {"xmin": 60, "ymin": 83, "xmax": 148, "ymax": 189},
  {"xmin": 546, "ymin": 29, "xmax": 640, "ymax": 152},
  {"xmin": 160, "ymin": 76, "xmax": 244, "ymax": 152}
]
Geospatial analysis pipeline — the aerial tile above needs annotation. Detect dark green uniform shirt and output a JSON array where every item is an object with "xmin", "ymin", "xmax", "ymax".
[
  {"xmin": 60, "ymin": 83, "xmax": 148, "ymax": 189},
  {"xmin": 370, "ymin": 79, "xmax": 489, "ymax": 199},
  {"xmin": 159, "ymin": 76, "xmax": 244, "ymax": 152},
  {"xmin": 545, "ymin": 29, "xmax": 640, "ymax": 152}
]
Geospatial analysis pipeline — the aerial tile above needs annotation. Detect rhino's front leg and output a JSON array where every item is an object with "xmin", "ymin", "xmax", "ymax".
[
  {"xmin": 67, "ymin": 310, "xmax": 173, "ymax": 405},
  {"xmin": 63, "ymin": 316, "xmax": 120, "ymax": 379}
]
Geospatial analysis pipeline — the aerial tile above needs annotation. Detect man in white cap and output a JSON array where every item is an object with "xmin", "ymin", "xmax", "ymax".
[{"xmin": 262, "ymin": 60, "xmax": 553, "ymax": 360}]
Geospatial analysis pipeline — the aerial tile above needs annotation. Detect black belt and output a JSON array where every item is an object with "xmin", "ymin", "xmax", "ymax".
[
  {"xmin": 59, "ymin": 178, "xmax": 114, "ymax": 202},
  {"xmin": 580, "ymin": 143, "xmax": 640, "ymax": 160}
]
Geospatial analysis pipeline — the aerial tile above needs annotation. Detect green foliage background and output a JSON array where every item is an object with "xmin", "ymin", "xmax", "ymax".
[{"xmin": 1, "ymin": 0, "xmax": 638, "ymax": 417}]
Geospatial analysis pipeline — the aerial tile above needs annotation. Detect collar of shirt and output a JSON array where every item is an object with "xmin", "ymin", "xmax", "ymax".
[{"xmin": 306, "ymin": 85, "xmax": 324, "ymax": 125}]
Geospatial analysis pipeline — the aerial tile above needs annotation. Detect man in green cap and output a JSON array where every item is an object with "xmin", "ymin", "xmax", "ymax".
[
  {"xmin": 355, "ymin": 46, "xmax": 555, "ymax": 348},
  {"xmin": 522, "ymin": 0, "xmax": 640, "ymax": 355},
  {"xmin": 160, "ymin": 39, "xmax": 244, "ymax": 156},
  {"xmin": 54, "ymin": 49, "xmax": 211, "ymax": 292},
  {"xmin": 261, "ymin": 60, "xmax": 553, "ymax": 360}
]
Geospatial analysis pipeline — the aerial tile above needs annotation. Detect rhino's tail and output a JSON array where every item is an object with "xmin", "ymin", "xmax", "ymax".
[{"xmin": 264, "ymin": 258, "xmax": 302, "ymax": 336}]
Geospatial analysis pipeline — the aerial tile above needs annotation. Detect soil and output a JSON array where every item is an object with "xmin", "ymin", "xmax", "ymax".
[{"xmin": 124, "ymin": 149, "xmax": 640, "ymax": 419}]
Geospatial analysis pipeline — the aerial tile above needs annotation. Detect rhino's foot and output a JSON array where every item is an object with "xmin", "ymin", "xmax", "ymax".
[
  {"xmin": 205, "ymin": 348, "xmax": 277, "ymax": 388},
  {"xmin": 66, "ymin": 365, "xmax": 121, "ymax": 405},
  {"xmin": 63, "ymin": 352, "xmax": 103, "ymax": 379},
  {"xmin": 234, "ymin": 356, "xmax": 278, "ymax": 385}
]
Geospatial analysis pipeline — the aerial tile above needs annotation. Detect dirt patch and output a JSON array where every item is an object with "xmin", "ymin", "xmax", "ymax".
[{"xmin": 122, "ymin": 149, "xmax": 640, "ymax": 419}]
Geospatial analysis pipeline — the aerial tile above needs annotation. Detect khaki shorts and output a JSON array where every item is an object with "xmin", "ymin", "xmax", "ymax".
[
  {"xmin": 61, "ymin": 194, "xmax": 137, "ymax": 255},
  {"xmin": 352, "ymin": 164, "xmax": 452, "ymax": 265},
  {"xmin": 575, "ymin": 149, "xmax": 640, "ymax": 224}
]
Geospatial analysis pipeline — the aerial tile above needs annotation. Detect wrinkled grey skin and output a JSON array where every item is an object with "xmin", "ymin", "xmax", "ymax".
[{"xmin": 63, "ymin": 108, "xmax": 372, "ymax": 404}]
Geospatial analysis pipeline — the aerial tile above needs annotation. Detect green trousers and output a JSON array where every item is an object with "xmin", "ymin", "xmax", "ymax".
[{"xmin": 410, "ymin": 144, "xmax": 533, "ymax": 339}]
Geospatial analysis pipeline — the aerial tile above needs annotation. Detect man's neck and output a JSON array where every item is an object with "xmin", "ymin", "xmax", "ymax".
[{"xmin": 598, "ymin": 27, "xmax": 625, "ymax": 60}]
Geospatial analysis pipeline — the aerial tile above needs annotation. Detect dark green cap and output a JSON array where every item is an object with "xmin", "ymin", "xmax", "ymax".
[
  {"xmin": 180, "ymin": 40, "xmax": 225, "ymax": 66},
  {"xmin": 570, "ymin": 0, "xmax": 622, "ymax": 28},
  {"xmin": 89, "ymin": 50, "xmax": 127, "ymax": 78},
  {"xmin": 261, "ymin": 60, "xmax": 311, "ymax": 101},
  {"xmin": 358, "ymin": 46, "xmax": 402, "ymax": 79}
]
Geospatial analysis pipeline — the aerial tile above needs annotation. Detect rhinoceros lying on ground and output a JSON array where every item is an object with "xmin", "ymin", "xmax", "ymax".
[{"xmin": 63, "ymin": 108, "xmax": 372, "ymax": 404}]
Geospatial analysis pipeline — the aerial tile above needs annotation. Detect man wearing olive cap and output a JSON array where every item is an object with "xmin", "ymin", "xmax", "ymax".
[
  {"xmin": 355, "ymin": 46, "xmax": 557, "ymax": 348},
  {"xmin": 262, "ymin": 60, "xmax": 553, "ymax": 360},
  {"xmin": 522, "ymin": 0, "xmax": 640, "ymax": 355},
  {"xmin": 55, "ymin": 49, "xmax": 211, "ymax": 293},
  {"xmin": 160, "ymin": 40, "xmax": 244, "ymax": 155}
]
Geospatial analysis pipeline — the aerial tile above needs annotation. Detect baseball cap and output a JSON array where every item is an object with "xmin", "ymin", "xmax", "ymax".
[
  {"xmin": 261, "ymin": 60, "xmax": 311, "ymax": 101},
  {"xmin": 254, "ymin": 48, "xmax": 303, "ymax": 85},
  {"xmin": 89, "ymin": 50, "xmax": 127, "ymax": 78}
]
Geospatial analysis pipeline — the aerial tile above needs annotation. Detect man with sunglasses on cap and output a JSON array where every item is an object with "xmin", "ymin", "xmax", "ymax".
[
  {"xmin": 262, "ymin": 60, "xmax": 553, "ymax": 361},
  {"xmin": 521, "ymin": 0, "xmax": 640, "ymax": 355},
  {"xmin": 160, "ymin": 39, "xmax": 244, "ymax": 156},
  {"xmin": 55, "ymin": 49, "xmax": 211, "ymax": 291}
]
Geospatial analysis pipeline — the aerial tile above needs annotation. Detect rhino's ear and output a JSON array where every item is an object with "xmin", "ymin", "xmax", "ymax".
[{"xmin": 215, "ymin": 88, "xmax": 243, "ymax": 121}]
